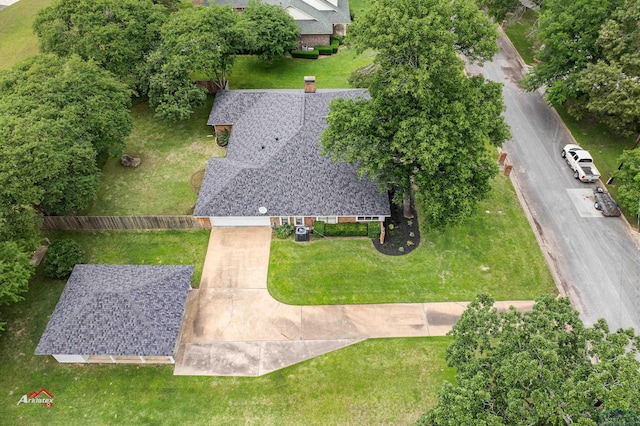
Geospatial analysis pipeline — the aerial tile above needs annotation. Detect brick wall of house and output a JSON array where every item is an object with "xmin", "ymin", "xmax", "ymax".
[
  {"xmin": 338, "ymin": 216, "xmax": 356, "ymax": 223},
  {"xmin": 214, "ymin": 124, "xmax": 232, "ymax": 134},
  {"xmin": 299, "ymin": 34, "xmax": 331, "ymax": 49}
]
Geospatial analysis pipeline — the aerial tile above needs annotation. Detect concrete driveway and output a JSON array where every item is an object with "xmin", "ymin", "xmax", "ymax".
[
  {"xmin": 466, "ymin": 30, "xmax": 640, "ymax": 331},
  {"xmin": 174, "ymin": 227, "xmax": 534, "ymax": 376}
]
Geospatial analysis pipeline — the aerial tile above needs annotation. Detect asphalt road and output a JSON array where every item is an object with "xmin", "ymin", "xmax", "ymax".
[{"xmin": 466, "ymin": 33, "xmax": 640, "ymax": 331}]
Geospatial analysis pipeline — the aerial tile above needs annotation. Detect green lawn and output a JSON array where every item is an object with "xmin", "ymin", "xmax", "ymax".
[
  {"xmin": 85, "ymin": 98, "xmax": 225, "ymax": 216},
  {"xmin": 349, "ymin": 0, "xmax": 369, "ymax": 19},
  {"xmin": 0, "ymin": 265, "xmax": 453, "ymax": 424},
  {"xmin": 0, "ymin": 0, "xmax": 52, "ymax": 70},
  {"xmin": 229, "ymin": 48, "xmax": 375, "ymax": 89},
  {"xmin": 504, "ymin": 8, "xmax": 538, "ymax": 65},
  {"xmin": 269, "ymin": 175, "xmax": 556, "ymax": 305},
  {"xmin": 47, "ymin": 230, "xmax": 210, "ymax": 285}
]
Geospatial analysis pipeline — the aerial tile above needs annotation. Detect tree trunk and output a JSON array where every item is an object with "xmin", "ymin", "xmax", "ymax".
[{"xmin": 403, "ymin": 193, "xmax": 414, "ymax": 219}]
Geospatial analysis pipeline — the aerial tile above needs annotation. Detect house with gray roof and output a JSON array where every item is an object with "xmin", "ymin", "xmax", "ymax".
[
  {"xmin": 193, "ymin": 78, "xmax": 390, "ymax": 228},
  {"xmin": 208, "ymin": 0, "xmax": 350, "ymax": 48},
  {"xmin": 36, "ymin": 265, "xmax": 193, "ymax": 364}
]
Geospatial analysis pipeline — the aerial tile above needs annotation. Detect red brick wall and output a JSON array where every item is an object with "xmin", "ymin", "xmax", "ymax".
[
  {"xmin": 299, "ymin": 34, "xmax": 331, "ymax": 49},
  {"xmin": 338, "ymin": 216, "xmax": 356, "ymax": 223}
]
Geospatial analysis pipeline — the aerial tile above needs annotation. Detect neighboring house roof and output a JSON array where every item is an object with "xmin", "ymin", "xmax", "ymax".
[
  {"xmin": 35, "ymin": 265, "xmax": 193, "ymax": 357},
  {"xmin": 209, "ymin": 0, "xmax": 350, "ymax": 35},
  {"xmin": 194, "ymin": 89, "xmax": 390, "ymax": 218}
]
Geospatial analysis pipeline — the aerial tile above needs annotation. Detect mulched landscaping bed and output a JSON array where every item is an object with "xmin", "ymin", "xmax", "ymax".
[{"xmin": 372, "ymin": 193, "xmax": 421, "ymax": 256}]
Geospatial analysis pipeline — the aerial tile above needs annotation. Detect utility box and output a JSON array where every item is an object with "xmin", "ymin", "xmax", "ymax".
[{"xmin": 295, "ymin": 226, "xmax": 309, "ymax": 242}]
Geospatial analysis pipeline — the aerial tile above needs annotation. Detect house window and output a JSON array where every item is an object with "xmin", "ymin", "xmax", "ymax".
[
  {"xmin": 356, "ymin": 216, "xmax": 379, "ymax": 221},
  {"xmin": 294, "ymin": 217, "xmax": 304, "ymax": 226},
  {"xmin": 280, "ymin": 217, "xmax": 290, "ymax": 225},
  {"xmin": 316, "ymin": 216, "xmax": 338, "ymax": 224}
]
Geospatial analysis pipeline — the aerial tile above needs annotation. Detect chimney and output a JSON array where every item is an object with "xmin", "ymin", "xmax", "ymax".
[{"xmin": 304, "ymin": 76, "xmax": 316, "ymax": 93}]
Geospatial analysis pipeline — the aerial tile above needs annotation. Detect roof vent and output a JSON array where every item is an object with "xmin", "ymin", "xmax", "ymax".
[{"xmin": 258, "ymin": 206, "xmax": 268, "ymax": 215}]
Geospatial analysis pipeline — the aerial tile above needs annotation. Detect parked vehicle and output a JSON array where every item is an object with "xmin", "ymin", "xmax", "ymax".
[
  {"xmin": 593, "ymin": 187, "xmax": 621, "ymax": 217},
  {"xmin": 561, "ymin": 144, "xmax": 601, "ymax": 182}
]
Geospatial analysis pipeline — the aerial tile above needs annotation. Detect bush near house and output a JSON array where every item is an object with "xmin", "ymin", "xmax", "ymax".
[
  {"xmin": 367, "ymin": 221, "xmax": 381, "ymax": 239},
  {"xmin": 275, "ymin": 223, "xmax": 295, "ymax": 239},
  {"xmin": 291, "ymin": 49, "xmax": 319, "ymax": 59},
  {"xmin": 331, "ymin": 39, "xmax": 340, "ymax": 53},
  {"xmin": 313, "ymin": 220, "xmax": 326, "ymax": 236},
  {"xmin": 216, "ymin": 129, "xmax": 230, "ymax": 147},
  {"xmin": 331, "ymin": 34, "xmax": 345, "ymax": 45},
  {"xmin": 44, "ymin": 239, "xmax": 84, "ymax": 279},
  {"xmin": 324, "ymin": 222, "xmax": 368, "ymax": 237},
  {"xmin": 315, "ymin": 45, "xmax": 333, "ymax": 56}
]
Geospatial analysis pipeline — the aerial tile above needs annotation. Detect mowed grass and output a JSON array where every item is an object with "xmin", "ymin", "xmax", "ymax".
[
  {"xmin": 86, "ymin": 98, "xmax": 225, "ymax": 216},
  {"xmin": 46, "ymin": 230, "xmax": 210, "ymax": 285},
  {"xmin": 504, "ymin": 8, "xmax": 538, "ymax": 65},
  {"xmin": 0, "ymin": 265, "xmax": 453, "ymax": 424},
  {"xmin": 229, "ymin": 48, "xmax": 374, "ymax": 89},
  {"xmin": 0, "ymin": 0, "xmax": 52, "ymax": 70},
  {"xmin": 269, "ymin": 175, "xmax": 556, "ymax": 305}
]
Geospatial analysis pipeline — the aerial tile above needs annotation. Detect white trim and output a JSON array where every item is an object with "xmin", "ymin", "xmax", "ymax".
[
  {"xmin": 285, "ymin": 6, "xmax": 317, "ymax": 20},
  {"xmin": 210, "ymin": 216, "xmax": 271, "ymax": 227},
  {"xmin": 53, "ymin": 354, "xmax": 88, "ymax": 363},
  {"xmin": 110, "ymin": 355, "xmax": 116, "ymax": 363}
]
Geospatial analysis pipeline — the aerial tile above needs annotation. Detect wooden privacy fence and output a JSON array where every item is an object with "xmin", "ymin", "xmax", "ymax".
[{"xmin": 42, "ymin": 216, "xmax": 211, "ymax": 231}]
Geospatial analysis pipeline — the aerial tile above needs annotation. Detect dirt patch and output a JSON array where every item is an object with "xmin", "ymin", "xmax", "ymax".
[
  {"xmin": 191, "ymin": 169, "xmax": 206, "ymax": 193},
  {"xmin": 373, "ymin": 192, "xmax": 421, "ymax": 256}
]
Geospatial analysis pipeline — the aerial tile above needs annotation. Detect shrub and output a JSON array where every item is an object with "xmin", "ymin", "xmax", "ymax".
[
  {"xmin": 367, "ymin": 221, "xmax": 381, "ymax": 239},
  {"xmin": 315, "ymin": 45, "xmax": 333, "ymax": 55},
  {"xmin": 388, "ymin": 223, "xmax": 395, "ymax": 230},
  {"xmin": 331, "ymin": 34, "xmax": 345, "ymax": 45},
  {"xmin": 45, "ymin": 239, "xmax": 84, "ymax": 279},
  {"xmin": 275, "ymin": 223, "xmax": 294, "ymax": 239},
  {"xmin": 313, "ymin": 220, "xmax": 326, "ymax": 237},
  {"xmin": 291, "ymin": 49, "xmax": 319, "ymax": 59},
  {"xmin": 409, "ymin": 232, "xmax": 415, "ymax": 238},
  {"xmin": 324, "ymin": 222, "xmax": 368, "ymax": 237},
  {"xmin": 398, "ymin": 246, "xmax": 405, "ymax": 253},
  {"xmin": 331, "ymin": 39, "xmax": 339, "ymax": 53},
  {"xmin": 407, "ymin": 240, "xmax": 414, "ymax": 246},
  {"xmin": 216, "ymin": 130, "xmax": 230, "ymax": 147}
]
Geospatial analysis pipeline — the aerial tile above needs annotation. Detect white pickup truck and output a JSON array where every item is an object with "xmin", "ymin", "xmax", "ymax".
[{"xmin": 561, "ymin": 144, "xmax": 601, "ymax": 182}]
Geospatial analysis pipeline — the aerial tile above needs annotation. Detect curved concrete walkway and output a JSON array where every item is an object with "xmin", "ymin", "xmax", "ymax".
[{"xmin": 174, "ymin": 227, "xmax": 535, "ymax": 376}]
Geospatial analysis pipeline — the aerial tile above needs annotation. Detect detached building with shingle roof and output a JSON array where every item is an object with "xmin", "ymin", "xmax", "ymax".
[
  {"xmin": 36, "ymin": 265, "xmax": 193, "ymax": 364},
  {"xmin": 194, "ymin": 80, "xmax": 390, "ymax": 228}
]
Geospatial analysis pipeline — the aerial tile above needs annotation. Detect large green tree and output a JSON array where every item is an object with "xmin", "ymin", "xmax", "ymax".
[
  {"xmin": 576, "ymin": 0, "xmax": 640, "ymax": 136},
  {"xmin": 477, "ymin": 0, "xmax": 521, "ymax": 22},
  {"xmin": 524, "ymin": 0, "xmax": 621, "ymax": 105},
  {"xmin": 0, "ymin": 54, "xmax": 132, "ymax": 215},
  {"xmin": 321, "ymin": 0, "xmax": 510, "ymax": 228},
  {"xmin": 420, "ymin": 294, "xmax": 640, "ymax": 425},
  {"xmin": 242, "ymin": 0, "xmax": 300, "ymax": 64},
  {"xmin": 0, "ymin": 241, "xmax": 35, "ymax": 332},
  {"xmin": 614, "ymin": 147, "xmax": 640, "ymax": 214},
  {"xmin": 33, "ymin": 0, "xmax": 166, "ymax": 91},
  {"xmin": 148, "ymin": 5, "xmax": 246, "ymax": 120}
]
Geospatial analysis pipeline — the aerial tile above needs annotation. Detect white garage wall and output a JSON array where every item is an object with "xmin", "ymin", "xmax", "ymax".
[
  {"xmin": 53, "ymin": 354, "xmax": 88, "ymax": 363},
  {"xmin": 210, "ymin": 216, "xmax": 271, "ymax": 227}
]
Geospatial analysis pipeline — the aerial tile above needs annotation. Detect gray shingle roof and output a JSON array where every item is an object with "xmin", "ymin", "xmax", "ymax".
[
  {"xmin": 194, "ymin": 89, "xmax": 390, "ymax": 217},
  {"xmin": 35, "ymin": 265, "xmax": 193, "ymax": 357},
  {"xmin": 209, "ymin": 0, "xmax": 350, "ymax": 35}
]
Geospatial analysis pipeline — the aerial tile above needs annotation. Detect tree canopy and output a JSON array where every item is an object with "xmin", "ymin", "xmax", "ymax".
[
  {"xmin": 524, "ymin": 0, "xmax": 621, "ymax": 105},
  {"xmin": 0, "ymin": 241, "xmax": 34, "ymax": 332},
  {"xmin": 321, "ymin": 0, "xmax": 509, "ymax": 227},
  {"xmin": 477, "ymin": 0, "xmax": 521, "ymax": 22},
  {"xmin": 33, "ymin": 0, "xmax": 167, "ymax": 91},
  {"xmin": 0, "ymin": 54, "xmax": 132, "ymax": 215},
  {"xmin": 420, "ymin": 294, "xmax": 640, "ymax": 425},
  {"xmin": 576, "ymin": 0, "xmax": 640, "ymax": 136},
  {"xmin": 243, "ymin": 0, "xmax": 300, "ymax": 64},
  {"xmin": 147, "ymin": 4, "xmax": 245, "ymax": 120}
]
